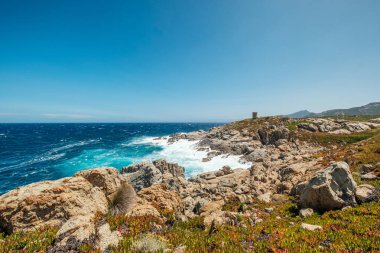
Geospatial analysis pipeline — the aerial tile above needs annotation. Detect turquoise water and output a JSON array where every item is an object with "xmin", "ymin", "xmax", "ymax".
[{"xmin": 0, "ymin": 123, "xmax": 221, "ymax": 195}]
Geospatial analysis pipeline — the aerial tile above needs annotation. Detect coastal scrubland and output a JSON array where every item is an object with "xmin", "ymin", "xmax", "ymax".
[{"xmin": 1, "ymin": 116, "xmax": 379, "ymax": 253}]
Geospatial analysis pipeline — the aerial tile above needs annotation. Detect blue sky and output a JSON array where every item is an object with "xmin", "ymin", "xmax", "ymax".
[{"xmin": 0, "ymin": 0, "xmax": 379, "ymax": 122}]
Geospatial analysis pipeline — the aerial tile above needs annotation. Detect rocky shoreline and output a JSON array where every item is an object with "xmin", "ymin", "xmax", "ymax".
[{"xmin": 0, "ymin": 116, "xmax": 379, "ymax": 252}]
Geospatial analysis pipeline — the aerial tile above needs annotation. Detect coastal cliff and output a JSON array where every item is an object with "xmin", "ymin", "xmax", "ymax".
[{"xmin": 1, "ymin": 116, "xmax": 380, "ymax": 252}]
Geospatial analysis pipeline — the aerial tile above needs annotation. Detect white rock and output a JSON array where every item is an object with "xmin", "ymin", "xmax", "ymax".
[
  {"xmin": 355, "ymin": 184, "xmax": 379, "ymax": 203},
  {"xmin": 257, "ymin": 192, "xmax": 272, "ymax": 203},
  {"xmin": 299, "ymin": 208, "xmax": 314, "ymax": 218},
  {"xmin": 96, "ymin": 223, "xmax": 122, "ymax": 251},
  {"xmin": 301, "ymin": 223, "xmax": 322, "ymax": 231}
]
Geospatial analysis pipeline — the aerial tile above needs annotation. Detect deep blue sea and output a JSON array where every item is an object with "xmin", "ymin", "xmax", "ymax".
[{"xmin": 0, "ymin": 123, "xmax": 222, "ymax": 195}]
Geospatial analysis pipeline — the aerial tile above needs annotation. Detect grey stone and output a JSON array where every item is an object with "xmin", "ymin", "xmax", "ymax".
[{"xmin": 297, "ymin": 162, "xmax": 357, "ymax": 212}]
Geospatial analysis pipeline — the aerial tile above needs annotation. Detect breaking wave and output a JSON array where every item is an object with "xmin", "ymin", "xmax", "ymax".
[{"xmin": 129, "ymin": 136, "xmax": 252, "ymax": 177}]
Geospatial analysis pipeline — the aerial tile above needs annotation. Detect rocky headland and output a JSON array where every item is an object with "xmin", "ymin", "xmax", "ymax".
[{"xmin": 1, "ymin": 116, "xmax": 380, "ymax": 252}]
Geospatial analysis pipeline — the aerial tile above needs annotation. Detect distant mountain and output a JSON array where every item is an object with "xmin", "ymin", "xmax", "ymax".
[
  {"xmin": 286, "ymin": 102, "xmax": 380, "ymax": 118},
  {"xmin": 286, "ymin": 110, "xmax": 313, "ymax": 118}
]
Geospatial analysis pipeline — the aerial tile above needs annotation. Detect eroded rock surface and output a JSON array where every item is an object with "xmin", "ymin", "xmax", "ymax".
[
  {"xmin": 0, "ymin": 167, "xmax": 130, "ymax": 251},
  {"xmin": 1, "ymin": 116, "xmax": 379, "ymax": 251},
  {"xmin": 294, "ymin": 162, "xmax": 357, "ymax": 212},
  {"xmin": 0, "ymin": 176, "xmax": 108, "ymax": 234}
]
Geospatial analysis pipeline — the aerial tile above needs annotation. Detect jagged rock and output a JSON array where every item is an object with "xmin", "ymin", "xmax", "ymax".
[
  {"xmin": 360, "ymin": 164, "xmax": 374, "ymax": 174},
  {"xmin": 200, "ymin": 172, "xmax": 217, "ymax": 180},
  {"xmin": 299, "ymin": 208, "xmax": 314, "ymax": 218},
  {"xmin": 245, "ymin": 149, "xmax": 267, "ymax": 162},
  {"xmin": 128, "ymin": 203, "xmax": 161, "ymax": 219},
  {"xmin": 295, "ymin": 162, "xmax": 357, "ymax": 212},
  {"xmin": 74, "ymin": 167, "xmax": 124, "ymax": 200},
  {"xmin": 54, "ymin": 216, "xmax": 96, "ymax": 248},
  {"xmin": 345, "ymin": 122, "xmax": 371, "ymax": 132},
  {"xmin": 121, "ymin": 159, "xmax": 186, "ymax": 192},
  {"xmin": 153, "ymin": 159, "xmax": 185, "ymax": 179},
  {"xmin": 121, "ymin": 161, "xmax": 162, "ymax": 191},
  {"xmin": 361, "ymin": 172, "xmax": 378, "ymax": 181},
  {"xmin": 355, "ymin": 184, "xmax": 379, "ymax": 203},
  {"xmin": 298, "ymin": 123, "xmax": 318, "ymax": 132},
  {"xmin": 138, "ymin": 184, "xmax": 184, "ymax": 215},
  {"xmin": 0, "ymin": 176, "xmax": 108, "ymax": 234},
  {"xmin": 258, "ymin": 126, "xmax": 290, "ymax": 145},
  {"xmin": 301, "ymin": 223, "xmax": 322, "ymax": 231},
  {"xmin": 200, "ymin": 200, "xmax": 226, "ymax": 226},
  {"xmin": 221, "ymin": 165, "xmax": 233, "ymax": 175}
]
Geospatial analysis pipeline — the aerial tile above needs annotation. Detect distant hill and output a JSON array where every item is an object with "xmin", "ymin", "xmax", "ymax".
[
  {"xmin": 286, "ymin": 110, "xmax": 313, "ymax": 118},
  {"xmin": 286, "ymin": 102, "xmax": 380, "ymax": 118}
]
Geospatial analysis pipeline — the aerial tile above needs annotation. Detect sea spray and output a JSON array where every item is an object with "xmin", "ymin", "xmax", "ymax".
[{"xmin": 130, "ymin": 136, "xmax": 252, "ymax": 177}]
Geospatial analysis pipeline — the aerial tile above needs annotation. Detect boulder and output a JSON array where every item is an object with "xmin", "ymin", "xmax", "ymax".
[
  {"xmin": 74, "ymin": 167, "xmax": 124, "ymax": 200},
  {"xmin": 121, "ymin": 159, "xmax": 186, "ymax": 192},
  {"xmin": 95, "ymin": 222, "xmax": 122, "ymax": 251},
  {"xmin": 54, "ymin": 215, "xmax": 96, "ymax": 249},
  {"xmin": 299, "ymin": 208, "xmax": 314, "ymax": 218},
  {"xmin": 355, "ymin": 184, "xmax": 379, "ymax": 203},
  {"xmin": 296, "ymin": 162, "xmax": 357, "ymax": 212},
  {"xmin": 245, "ymin": 149, "xmax": 267, "ymax": 162},
  {"xmin": 360, "ymin": 164, "xmax": 375, "ymax": 174},
  {"xmin": 301, "ymin": 223, "xmax": 322, "ymax": 231},
  {"xmin": 128, "ymin": 203, "xmax": 161, "ymax": 219},
  {"xmin": 298, "ymin": 123, "xmax": 318, "ymax": 132},
  {"xmin": 361, "ymin": 172, "xmax": 378, "ymax": 181},
  {"xmin": 257, "ymin": 192, "xmax": 272, "ymax": 203},
  {"xmin": 200, "ymin": 200, "xmax": 226, "ymax": 226},
  {"xmin": 121, "ymin": 161, "xmax": 162, "ymax": 191},
  {"xmin": 330, "ymin": 129, "xmax": 351, "ymax": 134},
  {"xmin": 221, "ymin": 165, "xmax": 233, "ymax": 175},
  {"xmin": 0, "ymin": 176, "xmax": 108, "ymax": 234},
  {"xmin": 258, "ymin": 126, "xmax": 290, "ymax": 145},
  {"xmin": 138, "ymin": 184, "xmax": 184, "ymax": 215}
]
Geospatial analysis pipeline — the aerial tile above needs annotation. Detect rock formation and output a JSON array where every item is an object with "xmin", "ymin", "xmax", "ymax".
[
  {"xmin": 293, "ymin": 162, "xmax": 358, "ymax": 212},
  {"xmin": 1, "ymin": 116, "xmax": 379, "ymax": 251}
]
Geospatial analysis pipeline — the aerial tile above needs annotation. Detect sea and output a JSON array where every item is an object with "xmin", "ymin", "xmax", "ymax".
[{"xmin": 0, "ymin": 123, "xmax": 251, "ymax": 195}]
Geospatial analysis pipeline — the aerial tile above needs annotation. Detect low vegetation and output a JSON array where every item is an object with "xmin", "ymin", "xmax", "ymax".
[
  {"xmin": 0, "ymin": 226, "xmax": 57, "ymax": 253},
  {"xmin": 107, "ymin": 198, "xmax": 380, "ymax": 252},
  {"xmin": 2, "ymin": 199, "xmax": 378, "ymax": 252},
  {"xmin": 1, "ymin": 117, "xmax": 379, "ymax": 252},
  {"xmin": 298, "ymin": 129, "xmax": 380, "ymax": 148}
]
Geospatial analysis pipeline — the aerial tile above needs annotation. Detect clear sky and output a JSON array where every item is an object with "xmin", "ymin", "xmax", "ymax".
[{"xmin": 0, "ymin": 0, "xmax": 379, "ymax": 122}]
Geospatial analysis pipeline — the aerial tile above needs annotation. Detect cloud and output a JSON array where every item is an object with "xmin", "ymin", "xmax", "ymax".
[
  {"xmin": 41, "ymin": 113, "xmax": 94, "ymax": 119},
  {"xmin": 0, "ymin": 112, "xmax": 29, "ymax": 116}
]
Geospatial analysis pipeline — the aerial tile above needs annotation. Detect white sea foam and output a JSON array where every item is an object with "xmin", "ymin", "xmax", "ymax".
[
  {"xmin": 129, "ymin": 136, "xmax": 252, "ymax": 177},
  {"xmin": 49, "ymin": 139, "xmax": 99, "ymax": 153},
  {"xmin": 0, "ymin": 140, "xmax": 98, "ymax": 173}
]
